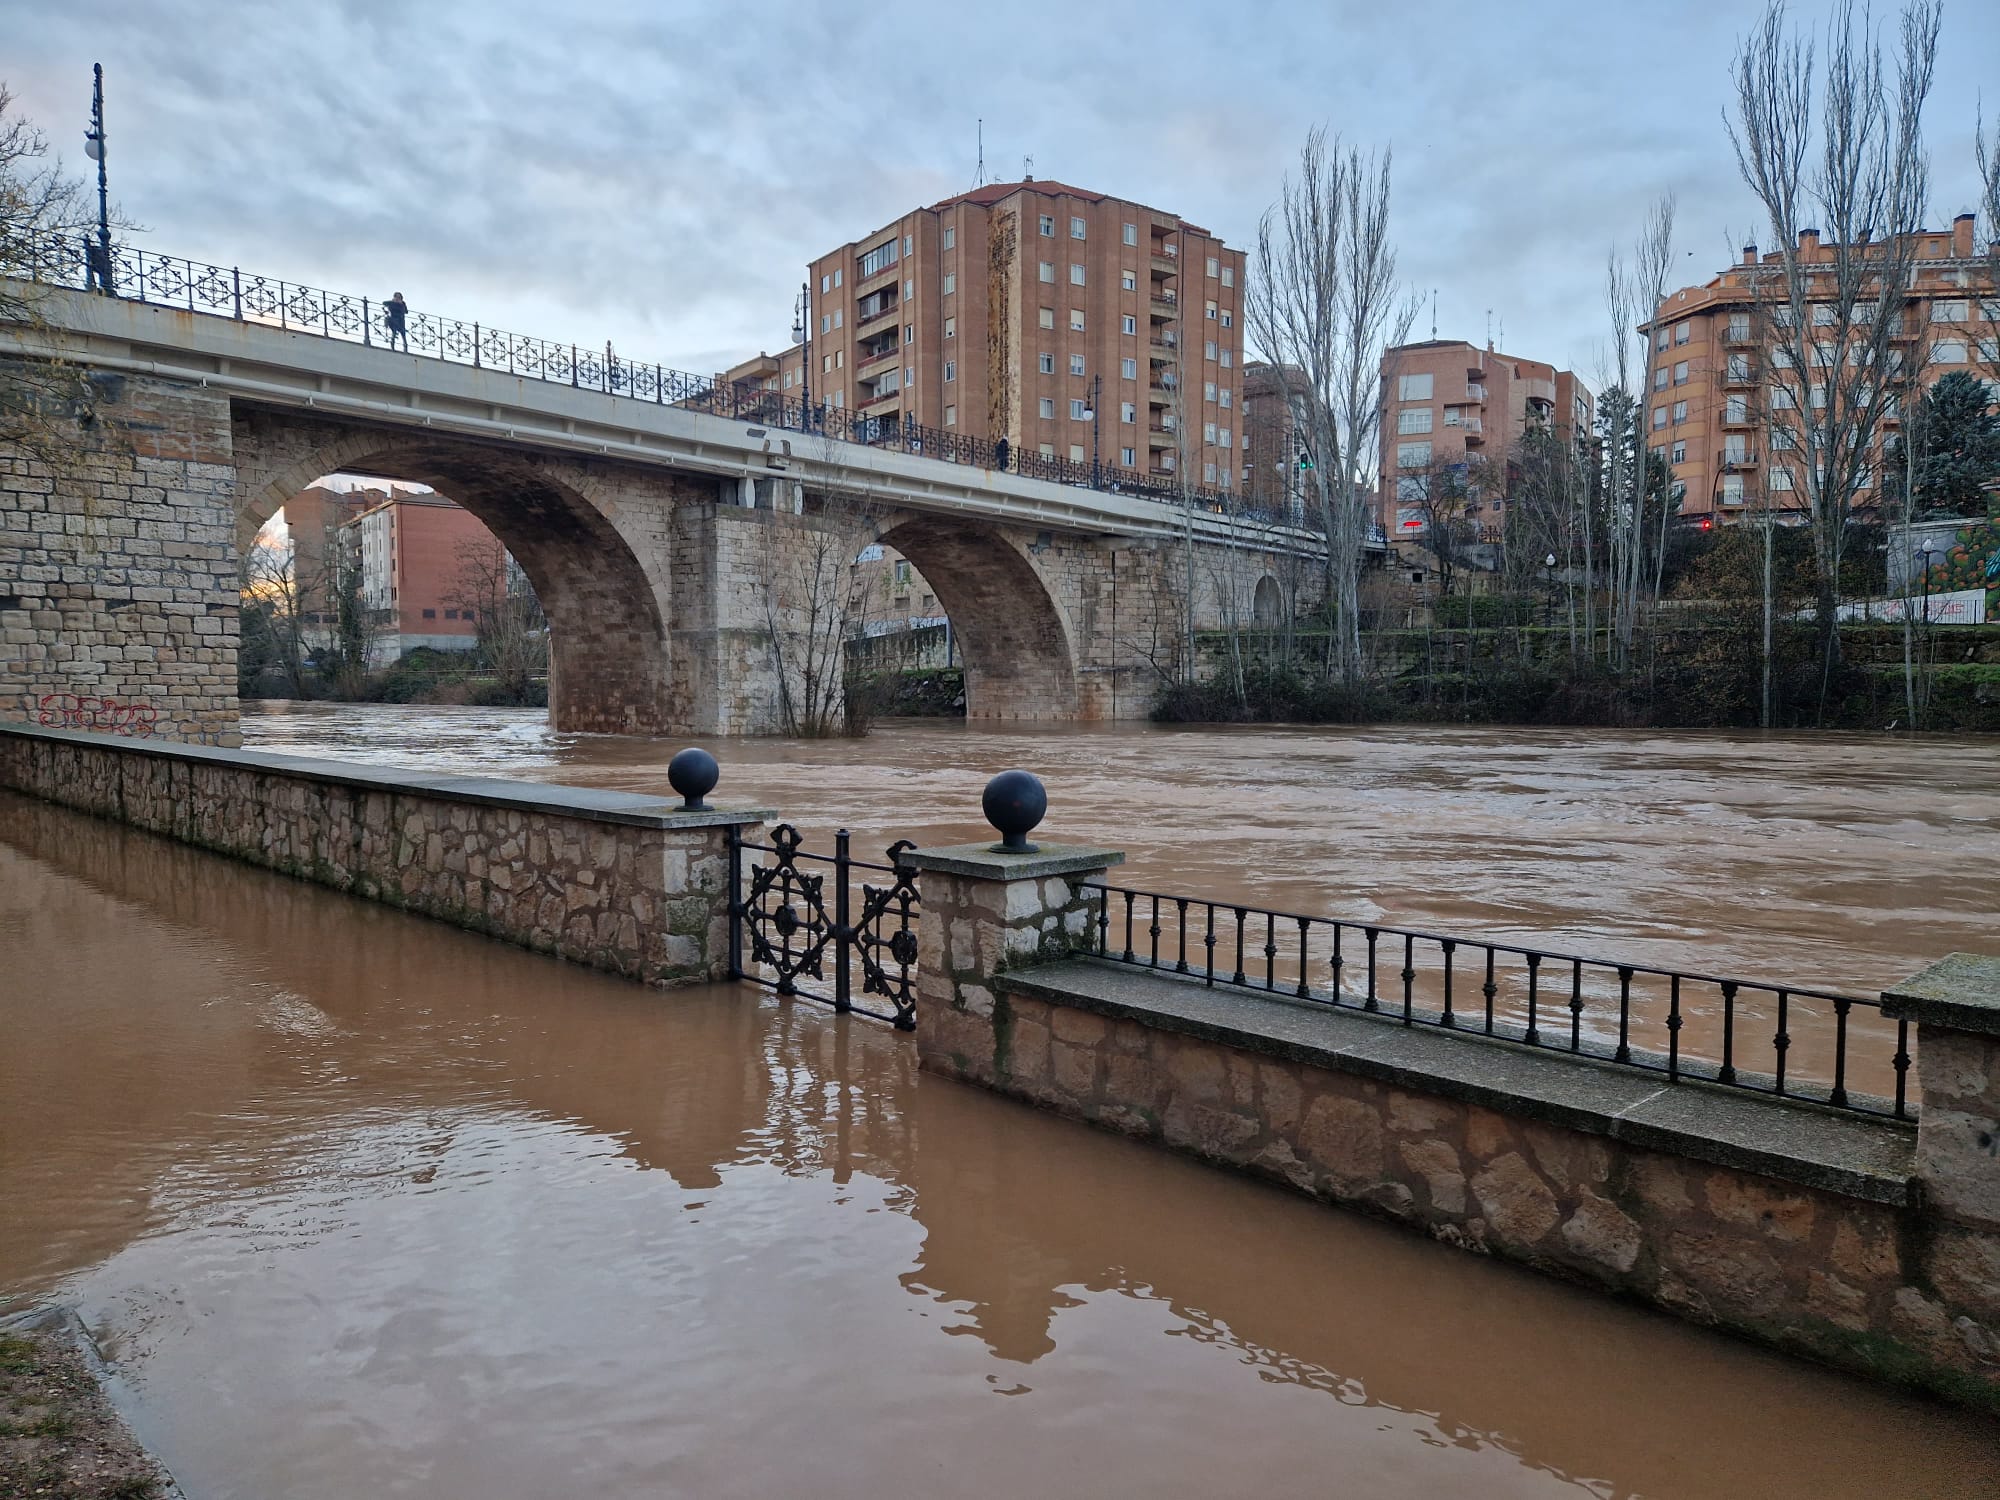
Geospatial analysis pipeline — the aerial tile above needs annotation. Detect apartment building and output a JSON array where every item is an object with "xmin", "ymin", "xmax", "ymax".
[
  {"xmin": 345, "ymin": 493, "xmax": 512, "ymax": 665},
  {"xmin": 1241, "ymin": 362, "xmax": 1308, "ymax": 520},
  {"xmin": 741, "ymin": 179, "xmax": 1247, "ymax": 492},
  {"xmin": 1378, "ymin": 340, "xmax": 1594, "ymax": 536},
  {"xmin": 1647, "ymin": 213, "xmax": 1998, "ymax": 525}
]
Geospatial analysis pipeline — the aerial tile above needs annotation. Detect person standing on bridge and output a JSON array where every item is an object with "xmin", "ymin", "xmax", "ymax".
[
  {"xmin": 993, "ymin": 435, "xmax": 1009, "ymax": 472},
  {"xmin": 384, "ymin": 292, "xmax": 409, "ymax": 351}
]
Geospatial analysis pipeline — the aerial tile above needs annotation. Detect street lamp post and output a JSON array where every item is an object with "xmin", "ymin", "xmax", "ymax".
[
  {"xmin": 1088, "ymin": 373, "xmax": 1102, "ymax": 489},
  {"xmin": 1544, "ymin": 551, "xmax": 1558, "ymax": 628},
  {"xmin": 83, "ymin": 63, "xmax": 114, "ymax": 295},
  {"xmin": 792, "ymin": 282, "xmax": 812, "ymax": 429}
]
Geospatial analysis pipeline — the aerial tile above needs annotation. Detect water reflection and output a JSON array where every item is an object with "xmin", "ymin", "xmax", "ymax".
[{"xmin": 3, "ymin": 794, "xmax": 1998, "ymax": 1499}]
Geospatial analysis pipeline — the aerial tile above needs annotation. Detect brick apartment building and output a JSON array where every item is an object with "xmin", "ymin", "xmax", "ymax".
[
  {"xmin": 1647, "ymin": 213, "xmax": 1998, "ymax": 525},
  {"xmin": 1241, "ymin": 362, "xmax": 1308, "ymax": 520},
  {"xmin": 727, "ymin": 178, "xmax": 1248, "ymax": 493},
  {"xmin": 343, "ymin": 492, "xmax": 514, "ymax": 665},
  {"xmin": 1378, "ymin": 340, "xmax": 1594, "ymax": 537}
]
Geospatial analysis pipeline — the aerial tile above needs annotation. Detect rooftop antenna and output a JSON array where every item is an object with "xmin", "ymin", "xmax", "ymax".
[
  {"xmin": 1023, "ymin": 154, "xmax": 1034, "ymax": 183},
  {"xmin": 974, "ymin": 118, "xmax": 985, "ymax": 188},
  {"xmin": 1485, "ymin": 308, "xmax": 1492, "ymax": 351},
  {"xmin": 1430, "ymin": 289, "xmax": 1437, "ymax": 340}
]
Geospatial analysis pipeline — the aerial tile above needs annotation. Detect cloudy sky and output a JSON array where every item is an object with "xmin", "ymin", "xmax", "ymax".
[{"xmin": 6, "ymin": 0, "xmax": 1996, "ymax": 388}]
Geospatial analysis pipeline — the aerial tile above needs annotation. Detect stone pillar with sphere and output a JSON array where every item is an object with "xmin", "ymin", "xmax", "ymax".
[{"xmin": 899, "ymin": 771, "xmax": 1124, "ymax": 1082}]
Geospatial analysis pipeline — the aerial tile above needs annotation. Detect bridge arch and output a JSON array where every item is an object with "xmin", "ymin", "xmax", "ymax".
[
  {"xmin": 1253, "ymin": 574, "xmax": 1283, "ymax": 627},
  {"xmin": 234, "ymin": 420, "xmax": 674, "ymax": 735},
  {"xmin": 874, "ymin": 515, "xmax": 1078, "ymax": 720}
]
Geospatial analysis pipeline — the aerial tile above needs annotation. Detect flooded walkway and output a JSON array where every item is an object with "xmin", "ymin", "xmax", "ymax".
[{"xmin": 3, "ymin": 792, "xmax": 1997, "ymax": 1498}]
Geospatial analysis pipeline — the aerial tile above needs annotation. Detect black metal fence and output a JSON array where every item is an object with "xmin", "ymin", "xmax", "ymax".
[
  {"xmin": 728, "ymin": 824, "xmax": 920, "ymax": 1030},
  {"xmin": 23, "ymin": 234, "xmax": 1311, "ymax": 531},
  {"xmin": 1084, "ymin": 883, "xmax": 1913, "ymax": 1121}
]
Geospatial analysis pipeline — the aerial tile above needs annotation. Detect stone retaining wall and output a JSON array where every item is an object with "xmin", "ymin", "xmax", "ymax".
[
  {"xmin": 0, "ymin": 723, "xmax": 761, "ymax": 986},
  {"xmin": 904, "ymin": 839, "xmax": 2000, "ymax": 1413}
]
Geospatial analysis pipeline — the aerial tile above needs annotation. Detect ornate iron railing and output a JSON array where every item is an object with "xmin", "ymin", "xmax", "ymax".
[
  {"xmin": 1083, "ymin": 883, "xmax": 1914, "ymax": 1121},
  {"xmin": 728, "ymin": 824, "xmax": 920, "ymax": 1030},
  {"xmin": 19, "ymin": 233, "xmax": 1310, "ymax": 532}
]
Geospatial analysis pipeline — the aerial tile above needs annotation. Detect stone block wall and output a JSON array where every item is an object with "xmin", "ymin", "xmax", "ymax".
[
  {"xmin": 906, "ymin": 846, "xmax": 2000, "ymax": 1413},
  {"xmin": 0, "ymin": 725, "xmax": 757, "ymax": 986},
  {"xmin": 1, "ymin": 365, "xmax": 240, "ymax": 745}
]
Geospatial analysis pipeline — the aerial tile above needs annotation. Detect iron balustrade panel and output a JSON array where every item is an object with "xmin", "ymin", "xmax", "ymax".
[
  {"xmin": 22, "ymin": 234, "xmax": 1302, "ymax": 528},
  {"xmin": 1085, "ymin": 883, "xmax": 1915, "ymax": 1121},
  {"xmin": 729, "ymin": 824, "xmax": 920, "ymax": 1030}
]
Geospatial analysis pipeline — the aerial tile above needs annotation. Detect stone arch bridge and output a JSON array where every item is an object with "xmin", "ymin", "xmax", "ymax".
[{"xmin": 3, "ymin": 277, "xmax": 1328, "ymax": 741}]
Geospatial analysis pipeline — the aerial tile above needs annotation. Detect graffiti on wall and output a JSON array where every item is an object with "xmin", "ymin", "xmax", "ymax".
[
  {"xmin": 33, "ymin": 693, "xmax": 160, "ymax": 737},
  {"xmin": 1922, "ymin": 518, "xmax": 2000, "ymax": 617}
]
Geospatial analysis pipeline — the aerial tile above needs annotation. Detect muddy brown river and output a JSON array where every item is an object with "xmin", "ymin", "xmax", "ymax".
[{"xmin": 3, "ymin": 709, "xmax": 1997, "ymax": 1496}]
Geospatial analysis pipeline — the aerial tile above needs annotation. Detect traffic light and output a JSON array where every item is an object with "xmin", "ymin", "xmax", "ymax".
[{"xmin": 1297, "ymin": 447, "xmax": 1314, "ymax": 471}]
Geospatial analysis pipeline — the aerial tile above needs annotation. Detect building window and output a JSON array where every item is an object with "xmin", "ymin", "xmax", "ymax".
[
  {"xmin": 1203, "ymin": 381, "xmax": 1216, "ymax": 402},
  {"xmin": 1121, "ymin": 357, "xmax": 1137, "ymax": 379},
  {"xmin": 822, "ymin": 353, "xmax": 833, "ymax": 373},
  {"xmin": 1398, "ymin": 373, "xmax": 1433, "ymax": 401},
  {"xmin": 1218, "ymin": 426, "xmax": 1230, "ymax": 447},
  {"xmin": 1206, "ymin": 256, "xmax": 1219, "ymax": 277},
  {"xmin": 1070, "ymin": 354, "xmax": 1086, "ymax": 376},
  {"xmin": 903, "ymin": 235, "xmax": 913, "ymax": 257},
  {"xmin": 1671, "ymin": 440, "xmax": 1687, "ymax": 465},
  {"xmin": 1039, "ymin": 397, "xmax": 1055, "ymax": 418},
  {"xmin": 1654, "ymin": 328, "xmax": 1669, "ymax": 351},
  {"xmin": 1220, "ymin": 349, "xmax": 1232, "ymax": 368},
  {"xmin": 1203, "ymin": 421, "xmax": 1216, "ymax": 442},
  {"xmin": 1070, "ymin": 309, "xmax": 1085, "ymax": 331},
  {"xmin": 905, "ymin": 365, "xmax": 915, "ymax": 386},
  {"xmin": 1120, "ymin": 401, "xmax": 1136, "ymax": 423},
  {"xmin": 1674, "ymin": 322, "xmax": 1690, "ymax": 345},
  {"xmin": 943, "ymin": 360, "xmax": 955, "ymax": 382},
  {"xmin": 1398, "ymin": 408, "xmax": 1433, "ymax": 434},
  {"xmin": 833, "ymin": 309, "xmax": 842, "ymax": 329},
  {"xmin": 1672, "ymin": 400, "xmax": 1688, "ymax": 423},
  {"xmin": 944, "ymin": 316, "xmax": 955, "ymax": 338},
  {"xmin": 1071, "ymin": 399, "xmax": 1089, "ymax": 420},
  {"xmin": 1932, "ymin": 340, "xmax": 1967, "ymax": 364},
  {"xmin": 944, "ymin": 404, "xmax": 956, "ymax": 425},
  {"xmin": 1220, "ymin": 310, "xmax": 1232, "ymax": 328},
  {"xmin": 821, "ymin": 273, "xmax": 830, "ymax": 294},
  {"xmin": 821, "ymin": 314, "xmax": 830, "ymax": 335},
  {"xmin": 1039, "ymin": 215, "xmax": 1054, "ymax": 236},
  {"xmin": 905, "ymin": 324, "xmax": 915, "ymax": 344},
  {"xmin": 1725, "ymin": 394, "xmax": 1748, "ymax": 423},
  {"xmin": 942, "ymin": 273, "xmax": 956, "ymax": 296},
  {"xmin": 1654, "ymin": 367, "xmax": 1669, "ymax": 390},
  {"xmin": 1397, "ymin": 441, "xmax": 1432, "ymax": 468},
  {"xmin": 1123, "ymin": 314, "xmax": 1137, "ymax": 335},
  {"xmin": 1219, "ymin": 388, "xmax": 1231, "ymax": 409},
  {"xmin": 1122, "ymin": 270, "xmax": 1137, "ymax": 292},
  {"xmin": 1121, "ymin": 446, "xmax": 1137, "ymax": 466},
  {"xmin": 1203, "ymin": 463, "xmax": 1218, "ymax": 484},
  {"xmin": 1726, "ymin": 352, "xmax": 1750, "ymax": 380},
  {"xmin": 1039, "ymin": 352, "xmax": 1055, "ymax": 374},
  {"xmin": 422, "ymin": 607, "xmax": 436, "ymax": 619},
  {"xmin": 1039, "ymin": 261, "xmax": 1055, "ymax": 282},
  {"xmin": 1122, "ymin": 223, "xmax": 1138, "ymax": 246},
  {"xmin": 1071, "ymin": 216, "xmax": 1087, "ymax": 239},
  {"xmin": 859, "ymin": 239, "xmax": 899, "ymax": 278},
  {"xmin": 1040, "ymin": 307, "xmax": 1055, "ymax": 329},
  {"xmin": 1070, "ymin": 443, "xmax": 1086, "ymax": 461},
  {"xmin": 942, "ymin": 226, "xmax": 955, "ymax": 250},
  {"xmin": 1221, "ymin": 266, "xmax": 1234, "ymax": 288},
  {"xmin": 1205, "ymin": 299, "xmax": 1217, "ymax": 321},
  {"xmin": 1040, "ymin": 443, "xmax": 1055, "ymax": 458},
  {"xmin": 1071, "ymin": 263, "xmax": 1086, "ymax": 285},
  {"xmin": 1652, "ymin": 406, "xmax": 1667, "ymax": 429},
  {"xmin": 1205, "ymin": 340, "xmax": 1217, "ymax": 360},
  {"xmin": 1673, "ymin": 360, "xmax": 1689, "ymax": 384},
  {"xmin": 1727, "ymin": 313, "xmax": 1751, "ymax": 341}
]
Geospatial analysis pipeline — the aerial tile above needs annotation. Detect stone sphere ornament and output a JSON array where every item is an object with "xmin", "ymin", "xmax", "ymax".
[
  {"xmin": 982, "ymin": 769, "xmax": 1047, "ymax": 853},
  {"xmin": 667, "ymin": 747, "xmax": 719, "ymax": 810}
]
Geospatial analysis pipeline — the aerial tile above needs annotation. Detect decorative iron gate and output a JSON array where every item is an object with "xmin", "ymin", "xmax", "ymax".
[{"xmin": 728, "ymin": 825, "xmax": 921, "ymax": 1030}]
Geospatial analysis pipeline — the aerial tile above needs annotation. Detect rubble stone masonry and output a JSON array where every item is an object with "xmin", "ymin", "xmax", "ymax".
[
  {"xmin": 0, "ymin": 365, "xmax": 240, "ymax": 745},
  {"xmin": 907, "ymin": 842, "xmax": 2000, "ymax": 1414},
  {"xmin": 0, "ymin": 724, "xmax": 761, "ymax": 987}
]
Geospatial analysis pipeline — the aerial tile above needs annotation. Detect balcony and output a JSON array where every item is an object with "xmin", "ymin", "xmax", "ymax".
[
  {"xmin": 1443, "ymin": 412, "xmax": 1483, "ymax": 434},
  {"xmin": 1148, "ymin": 339, "xmax": 1177, "ymax": 363},
  {"xmin": 1722, "ymin": 360, "xmax": 1756, "ymax": 387},
  {"xmin": 1720, "ymin": 324, "xmax": 1756, "ymax": 346},
  {"xmin": 855, "ymin": 298, "xmax": 900, "ymax": 329},
  {"xmin": 1465, "ymin": 383, "xmax": 1487, "ymax": 402},
  {"xmin": 1721, "ymin": 404, "xmax": 1759, "ymax": 428},
  {"xmin": 857, "ymin": 341, "xmax": 900, "ymax": 370},
  {"xmin": 1150, "ymin": 293, "xmax": 1179, "ymax": 322},
  {"xmin": 1146, "ymin": 426, "xmax": 1176, "ymax": 449},
  {"xmin": 1717, "ymin": 446, "xmax": 1759, "ymax": 470}
]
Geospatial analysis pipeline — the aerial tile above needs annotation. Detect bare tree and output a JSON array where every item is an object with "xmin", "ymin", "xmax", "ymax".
[
  {"xmin": 0, "ymin": 85, "xmax": 101, "ymax": 486},
  {"xmin": 1727, "ymin": 0, "xmax": 1940, "ymax": 716},
  {"xmin": 757, "ymin": 444, "xmax": 881, "ymax": 737},
  {"xmin": 1247, "ymin": 128, "xmax": 1416, "ymax": 688},
  {"xmin": 1605, "ymin": 194, "xmax": 1678, "ymax": 668},
  {"xmin": 445, "ymin": 535, "xmax": 548, "ymax": 703},
  {"xmin": 1977, "ymin": 107, "xmax": 2000, "ymax": 385}
]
